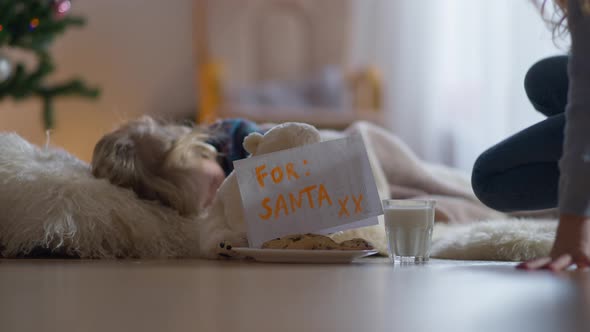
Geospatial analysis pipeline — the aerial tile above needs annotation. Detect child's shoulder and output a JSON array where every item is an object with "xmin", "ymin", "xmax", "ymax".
[
  {"xmin": 206, "ymin": 118, "xmax": 263, "ymax": 176},
  {"xmin": 208, "ymin": 118, "xmax": 260, "ymax": 135}
]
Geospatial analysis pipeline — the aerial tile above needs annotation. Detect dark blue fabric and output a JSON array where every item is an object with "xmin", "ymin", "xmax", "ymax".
[
  {"xmin": 472, "ymin": 56, "xmax": 568, "ymax": 212},
  {"xmin": 207, "ymin": 119, "xmax": 264, "ymax": 176}
]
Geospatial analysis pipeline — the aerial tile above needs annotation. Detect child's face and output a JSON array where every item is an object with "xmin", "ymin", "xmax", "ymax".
[
  {"xmin": 198, "ymin": 157, "xmax": 225, "ymax": 208},
  {"xmin": 92, "ymin": 116, "xmax": 226, "ymax": 216}
]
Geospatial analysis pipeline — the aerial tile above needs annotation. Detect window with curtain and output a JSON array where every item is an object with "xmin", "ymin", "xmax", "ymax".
[{"xmin": 350, "ymin": 0, "xmax": 564, "ymax": 171}]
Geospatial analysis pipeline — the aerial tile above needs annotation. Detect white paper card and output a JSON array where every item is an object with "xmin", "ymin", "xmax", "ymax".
[{"xmin": 234, "ymin": 135, "xmax": 383, "ymax": 248}]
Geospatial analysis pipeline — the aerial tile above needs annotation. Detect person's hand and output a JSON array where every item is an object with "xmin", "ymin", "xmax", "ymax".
[{"xmin": 517, "ymin": 214, "xmax": 590, "ymax": 271}]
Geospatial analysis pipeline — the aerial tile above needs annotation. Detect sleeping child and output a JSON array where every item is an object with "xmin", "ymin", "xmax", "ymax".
[{"xmin": 91, "ymin": 116, "xmax": 263, "ymax": 217}]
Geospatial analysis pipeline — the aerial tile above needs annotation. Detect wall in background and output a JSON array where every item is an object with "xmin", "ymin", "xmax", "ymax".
[
  {"xmin": 0, "ymin": 0, "xmax": 564, "ymax": 170},
  {"xmin": 351, "ymin": 0, "xmax": 562, "ymax": 171},
  {"xmin": 0, "ymin": 0, "xmax": 196, "ymax": 161}
]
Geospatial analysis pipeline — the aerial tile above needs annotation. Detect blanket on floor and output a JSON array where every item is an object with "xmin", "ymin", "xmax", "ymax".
[
  {"xmin": 328, "ymin": 122, "xmax": 556, "ymax": 260},
  {"xmin": 0, "ymin": 124, "xmax": 557, "ymax": 260}
]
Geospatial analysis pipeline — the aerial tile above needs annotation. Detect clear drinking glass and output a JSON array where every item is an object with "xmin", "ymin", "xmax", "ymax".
[{"xmin": 382, "ymin": 199, "xmax": 436, "ymax": 263}]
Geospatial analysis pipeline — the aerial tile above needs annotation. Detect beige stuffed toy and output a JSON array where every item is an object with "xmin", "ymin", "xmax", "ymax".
[{"xmin": 199, "ymin": 122, "xmax": 321, "ymax": 258}]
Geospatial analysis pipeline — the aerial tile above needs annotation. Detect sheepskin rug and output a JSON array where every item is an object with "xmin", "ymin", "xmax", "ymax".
[
  {"xmin": 430, "ymin": 219, "xmax": 556, "ymax": 261},
  {"xmin": 332, "ymin": 218, "xmax": 557, "ymax": 261},
  {"xmin": 0, "ymin": 132, "xmax": 557, "ymax": 261},
  {"xmin": 0, "ymin": 133, "xmax": 199, "ymax": 258}
]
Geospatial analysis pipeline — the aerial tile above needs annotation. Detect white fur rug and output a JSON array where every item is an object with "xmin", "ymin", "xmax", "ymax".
[
  {"xmin": 0, "ymin": 133, "xmax": 199, "ymax": 258},
  {"xmin": 430, "ymin": 219, "xmax": 556, "ymax": 261},
  {"xmin": 332, "ymin": 218, "xmax": 557, "ymax": 261},
  {"xmin": 0, "ymin": 132, "xmax": 557, "ymax": 261}
]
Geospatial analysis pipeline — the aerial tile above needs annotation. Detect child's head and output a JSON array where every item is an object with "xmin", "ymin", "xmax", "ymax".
[{"xmin": 91, "ymin": 116, "xmax": 225, "ymax": 216}]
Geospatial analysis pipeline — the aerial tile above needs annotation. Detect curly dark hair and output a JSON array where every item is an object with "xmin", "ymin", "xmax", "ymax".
[{"xmin": 536, "ymin": 0, "xmax": 569, "ymax": 36}]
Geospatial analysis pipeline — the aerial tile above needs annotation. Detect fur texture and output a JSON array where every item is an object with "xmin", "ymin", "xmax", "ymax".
[
  {"xmin": 332, "ymin": 218, "xmax": 557, "ymax": 261},
  {"xmin": 0, "ymin": 123, "xmax": 559, "ymax": 261},
  {"xmin": 0, "ymin": 133, "xmax": 199, "ymax": 258},
  {"xmin": 430, "ymin": 219, "xmax": 556, "ymax": 261}
]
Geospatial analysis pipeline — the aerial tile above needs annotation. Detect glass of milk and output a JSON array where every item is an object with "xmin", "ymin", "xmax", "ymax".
[{"xmin": 382, "ymin": 199, "xmax": 436, "ymax": 263}]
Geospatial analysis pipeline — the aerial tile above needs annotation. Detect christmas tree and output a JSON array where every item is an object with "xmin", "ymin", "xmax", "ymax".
[{"xmin": 0, "ymin": 0, "xmax": 99, "ymax": 129}]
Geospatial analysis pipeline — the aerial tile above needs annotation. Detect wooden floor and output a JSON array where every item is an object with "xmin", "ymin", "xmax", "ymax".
[{"xmin": 0, "ymin": 258, "xmax": 589, "ymax": 332}]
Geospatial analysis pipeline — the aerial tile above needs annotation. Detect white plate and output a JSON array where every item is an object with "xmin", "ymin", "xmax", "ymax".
[{"xmin": 233, "ymin": 248, "xmax": 379, "ymax": 264}]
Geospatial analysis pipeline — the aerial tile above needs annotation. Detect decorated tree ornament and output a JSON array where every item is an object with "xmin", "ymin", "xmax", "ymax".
[
  {"xmin": 53, "ymin": 0, "xmax": 72, "ymax": 17},
  {"xmin": 0, "ymin": 0, "xmax": 99, "ymax": 129},
  {"xmin": 29, "ymin": 18, "xmax": 40, "ymax": 30},
  {"xmin": 0, "ymin": 54, "xmax": 13, "ymax": 83}
]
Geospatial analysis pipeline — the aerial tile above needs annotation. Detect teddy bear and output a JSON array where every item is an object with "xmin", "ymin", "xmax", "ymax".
[{"xmin": 198, "ymin": 122, "xmax": 322, "ymax": 259}]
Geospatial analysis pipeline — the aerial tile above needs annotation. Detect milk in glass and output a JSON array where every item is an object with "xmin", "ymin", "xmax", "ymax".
[{"xmin": 383, "ymin": 200, "xmax": 435, "ymax": 262}]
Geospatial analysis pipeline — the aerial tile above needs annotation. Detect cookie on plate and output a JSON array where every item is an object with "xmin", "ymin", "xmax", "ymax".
[
  {"xmin": 262, "ymin": 234, "xmax": 340, "ymax": 250},
  {"xmin": 338, "ymin": 238, "xmax": 374, "ymax": 250},
  {"xmin": 262, "ymin": 234, "xmax": 373, "ymax": 250}
]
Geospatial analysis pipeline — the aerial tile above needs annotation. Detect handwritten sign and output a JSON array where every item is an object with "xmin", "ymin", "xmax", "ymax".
[{"xmin": 234, "ymin": 135, "xmax": 383, "ymax": 248}]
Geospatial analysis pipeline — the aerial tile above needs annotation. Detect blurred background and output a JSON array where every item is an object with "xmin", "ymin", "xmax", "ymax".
[{"xmin": 0, "ymin": 0, "xmax": 564, "ymax": 171}]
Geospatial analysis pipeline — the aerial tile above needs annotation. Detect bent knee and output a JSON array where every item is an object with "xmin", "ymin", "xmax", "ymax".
[
  {"xmin": 524, "ymin": 56, "xmax": 568, "ymax": 115},
  {"xmin": 471, "ymin": 153, "xmax": 506, "ymax": 211},
  {"xmin": 471, "ymin": 155, "xmax": 488, "ymax": 201}
]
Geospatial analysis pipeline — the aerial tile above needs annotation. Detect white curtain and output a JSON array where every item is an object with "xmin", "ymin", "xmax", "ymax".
[{"xmin": 350, "ymin": 0, "xmax": 564, "ymax": 171}]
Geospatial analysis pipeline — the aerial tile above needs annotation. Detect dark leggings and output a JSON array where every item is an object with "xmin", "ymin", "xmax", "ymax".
[{"xmin": 471, "ymin": 56, "xmax": 569, "ymax": 212}]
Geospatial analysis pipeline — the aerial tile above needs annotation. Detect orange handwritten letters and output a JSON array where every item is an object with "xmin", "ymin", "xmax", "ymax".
[
  {"xmin": 256, "ymin": 161, "xmax": 306, "ymax": 188},
  {"xmin": 352, "ymin": 194, "xmax": 363, "ymax": 213},
  {"xmin": 259, "ymin": 184, "xmax": 338, "ymax": 220},
  {"xmin": 338, "ymin": 196, "xmax": 349, "ymax": 217},
  {"xmin": 258, "ymin": 186, "xmax": 363, "ymax": 221},
  {"xmin": 234, "ymin": 135, "xmax": 382, "ymax": 248},
  {"xmin": 255, "ymin": 160, "xmax": 366, "ymax": 221}
]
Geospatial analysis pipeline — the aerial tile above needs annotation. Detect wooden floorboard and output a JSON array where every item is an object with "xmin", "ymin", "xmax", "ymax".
[{"xmin": 0, "ymin": 258, "xmax": 588, "ymax": 332}]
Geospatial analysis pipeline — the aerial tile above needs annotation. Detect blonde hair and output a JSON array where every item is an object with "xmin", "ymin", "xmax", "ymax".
[{"xmin": 91, "ymin": 116, "xmax": 218, "ymax": 216}]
